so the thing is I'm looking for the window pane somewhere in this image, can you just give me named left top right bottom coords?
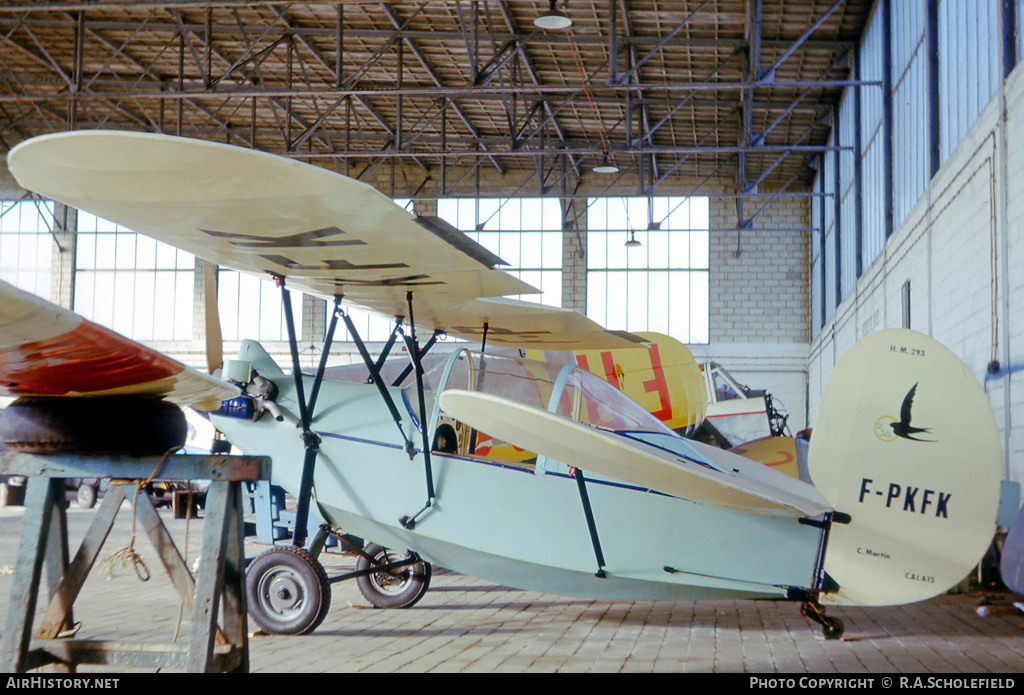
left=218, top=269, right=302, bottom=342
left=520, top=232, right=542, bottom=268
left=691, top=231, right=710, bottom=269
left=647, top=231, right=670, bottom=270
left=542, top=229, right=562, bottom=268
left=436, top=197, right=563, bottom=308
left=0, top=201, right=54, bottom=295
left=587, top=196, right=710, bottom=344
left=498, top=232, right=520, bottom=267
left=75, top=213, right=194, bottom=341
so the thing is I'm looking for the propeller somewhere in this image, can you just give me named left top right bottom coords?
left=202, top=260, right=224, bottom=374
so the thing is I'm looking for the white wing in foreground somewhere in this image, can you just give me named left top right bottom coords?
left=439, top=389, right=832, bottom=518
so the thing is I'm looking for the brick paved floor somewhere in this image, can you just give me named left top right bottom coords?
left=0, top=503, right=1021, bottom=673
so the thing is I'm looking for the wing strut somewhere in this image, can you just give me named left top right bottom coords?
left=548, top=363, right=607, bottom=578
left=572, top=468, right=608, bottom=579
left=333, top=295, right=439, bottom=529
left=276, top=277, right=337, bottom=549
left=372, top=316, right=404, bottom=384
left=390, top=331, right=441, bottom=388
left=337, top=310, right=416, bottom=459
left=398, top=292, right=437, bottom=531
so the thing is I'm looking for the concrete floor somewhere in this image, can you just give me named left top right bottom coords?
left=0, top=502, right=1022, bottom=674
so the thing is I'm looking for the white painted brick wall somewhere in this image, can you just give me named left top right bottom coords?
left=562, top=204, right=587, bottom=312
left=709, top=196, right=809, bottom=344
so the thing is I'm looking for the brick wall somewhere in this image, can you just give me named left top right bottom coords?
left=709, top=196, right=809, bottom=343
left=699, top=194, right=812, bottom=430
left=49, top=203, right=76, bottom=310
left=562, top=200, right=587, bottom=312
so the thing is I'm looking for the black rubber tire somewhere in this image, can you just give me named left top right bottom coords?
left=245, top=546, right=331, bottom=635
left=356, top=543, right=431, bottom=609
left=0, top=397, right=187, bottom=455
left=76, top=484, right=97, bottom=509
left=822, top=617, right=845, bottom=640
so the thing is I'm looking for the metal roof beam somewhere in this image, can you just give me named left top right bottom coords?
left=753, top=50, right=849, bottom=147
left=748, top=108, right=829, bottom=191
left=1, top=23, right=73, bottom=87
left=635, top=49, right=742, bottom=147
left=613, top=0, right=713, bottom=86
left=379, top=2, right=503, bottom=176
left=454, top=1, right=477, bottom=84
left=757, top=0, right=847, bottom=84
left=0, top=15, right=857, bottom=54
left=0, top=79, right=880, bottom=103
left=164, top=7, right=205, bottom=82
left=618, top=0, right=659, bottom=189
left=493, top=0, right=580, bottom=179
left=651, top=105, right=742, bottom=189
left=288, top=143, right=848, bottom=158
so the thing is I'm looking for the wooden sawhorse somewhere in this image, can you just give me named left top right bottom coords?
left=0, top=452, right=271, bottom=673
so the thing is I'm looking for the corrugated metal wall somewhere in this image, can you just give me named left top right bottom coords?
left=810, top=0, right=1008, bottom=333
left=811, top=175, right=822, bottom=338
left=938, top=0, right=999, bottom=164
left=892, top=0, right=928, bottom=227
left=822, top=140, right=837, bottom=325
left=858, top=8, right=886, bottom=273
left=838, top=89, right=857, bottom=300
left=1019, top=0, right=1024, bottom=61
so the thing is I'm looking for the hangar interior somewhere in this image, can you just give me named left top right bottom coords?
left=0, top=0, right=1020, bottom=488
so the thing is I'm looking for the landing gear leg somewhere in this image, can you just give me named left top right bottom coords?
left=801, top=600, right=845, bottom=640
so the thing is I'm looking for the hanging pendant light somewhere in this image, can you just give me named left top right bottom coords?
left=624, top=230, right=641, bottom=248
left=593, top=152, right=619, bottom=174
left=535, top=1, right=573, bottom=30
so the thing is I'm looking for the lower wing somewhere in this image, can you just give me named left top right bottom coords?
left=0, top=280, right=237, bottom=410
left=438, top=389, right=832, bottom=518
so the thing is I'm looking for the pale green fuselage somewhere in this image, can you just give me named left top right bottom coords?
left=212, top=370, right=825, bottom=603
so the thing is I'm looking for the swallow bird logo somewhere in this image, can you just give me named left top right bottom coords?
left=882, top=383, right=933, bottom=442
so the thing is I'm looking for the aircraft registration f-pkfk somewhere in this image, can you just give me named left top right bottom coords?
left=1, top=131, right=1016, bottom=640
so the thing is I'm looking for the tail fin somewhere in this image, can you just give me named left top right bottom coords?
left=809, top=329, right=1003, bottom=606
left=569, top=331, right=708, bottom=435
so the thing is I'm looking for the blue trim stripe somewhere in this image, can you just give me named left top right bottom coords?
left=314, top=431, right=673, bottom=498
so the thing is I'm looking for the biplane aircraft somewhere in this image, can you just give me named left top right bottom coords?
left=1, top=131, right=1017, bottom=640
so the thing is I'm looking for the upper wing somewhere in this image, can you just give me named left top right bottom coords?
left=439, top=389, right=832, bottom=518
left=0, top=280, right=238, bottom=410
left=8, top=130, right=641, bottom=350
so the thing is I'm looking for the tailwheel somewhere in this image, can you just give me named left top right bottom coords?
left=822, top=615, right=845, bottom=640
left=246, top=546, right=331, bottom=635
left=356, top=543, right=431, bottom=609
left=801, top=600, right=845, bottom=640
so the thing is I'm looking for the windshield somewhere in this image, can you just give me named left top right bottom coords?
left=416, top=349, right=679, bottom=437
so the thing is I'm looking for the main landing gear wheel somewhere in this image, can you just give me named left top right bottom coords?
left=245, top=546, right=331, bottom=635
left=356, top=543, right=432, bottom=609
left=76, top=484, right=97, bottom=510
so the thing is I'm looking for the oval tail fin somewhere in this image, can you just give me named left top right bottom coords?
left=809, top=329, right=1003, bottom=606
